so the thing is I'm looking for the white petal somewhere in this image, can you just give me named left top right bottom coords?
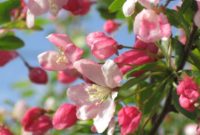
left=101, top=59, right=122, bottom=88
left=93, top=98, right=116, bottom=133
left=107, top=118, right=115, bottom=135
left=26, top=10, right=35, bottom=28
left=122, top=0, right=137, bottom=17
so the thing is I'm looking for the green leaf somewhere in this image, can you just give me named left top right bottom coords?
left=109, top=0, right=125, bottom=13
left=189, top=49, right=200, bottom=71
left=0, top=0, right=20, bottom=24
left=0, top=35, right=24, bottom=50
left=125, top=61, right=166, bottom=78
left=172, top=38, right=184, bottom=69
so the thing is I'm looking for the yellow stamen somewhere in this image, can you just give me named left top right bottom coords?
left=56, top=49, right=68, bottom=64
left=86, top=84, right=111, bottom=104
left=48, top=0, right=59, bottom=15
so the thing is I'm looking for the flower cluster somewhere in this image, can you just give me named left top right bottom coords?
left=177, top=76, right=200, bottom=112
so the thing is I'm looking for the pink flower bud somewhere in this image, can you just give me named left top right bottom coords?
left=29, top=67, right=48, bottom=84
left=52, top=103, right=77, bottom=130
left=177, top=76, right=200, bottom=112
left=194, top=10, right=200, bottom=28
left=115, top=39, right=158, bottom=76
left=118, top=106, right=142, bottom=135
left=0, top=51, right=18, bottom=67
left=57, top=68, right=79, bottom=84
left=134, top=9, right=171, bottom=43
left=22, top=107, right=52, bottom=133
left=103, top=20, right=120, bottom=34
left=0, top=126, right=13, bottom=135
left=86, top=32, right=118, bottom=60
left=63, top=0, right=91, bottom=15
left=179, top=29, right=187, bottom=45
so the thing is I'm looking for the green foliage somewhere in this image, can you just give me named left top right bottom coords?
left=0, top=0, right=20, bottom=25
left=0, top=35, right=24, bottom=50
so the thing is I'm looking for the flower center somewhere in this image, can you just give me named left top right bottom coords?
left=48, top=0, right=59, bottom=15
left=86, top=84, right=112, bottom=104
left=56, top=49, right=68, bottom=64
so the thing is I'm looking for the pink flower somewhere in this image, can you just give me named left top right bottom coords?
left=21, top=107, right=52, bottom=134
left=67, top=59, right=122, bottom=134
left=29, top=67, right=48, bottom=84
left=118, top=106, right=142, bottom=135
left=115, top=39, right=158, bottom=76
left=134, top=9, right=171, bottom=43
left=26, top=0, right=68, bottom=28
left=86, top=32, right=118, bottom=60
left=57, top=68, right=79, bottom=84
left=38, top=33, right=84, bottom=71
left=139, top=0, right=159, bottom=8
left=0, top=51, right=18, bottom=67
left=53, top=103, right=77, bottom=130
left=63, top=0, right=91, bottom=15
left=0, top=126, right=13, bottom=135
left=122, top=0, right=159, bottom=17
left=103, top=20, right=120, bottom=34
left=177, top=76, right=200, bottom=112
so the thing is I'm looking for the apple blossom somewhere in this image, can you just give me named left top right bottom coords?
left=134, top=9, right=171, bottom=43
left=184, top=124, right=200, bottom=135
left=177, top=76, right=200, bottom=112
left=52, top=103, right=77, bottom=130
left=63, top=0, right=91, bottom=15
left=21, top=107, right=52, bottom=134
left=0, top=126, right=13, bottom=135
left=0, top=51, right=18, bottom=67
left=115, top=39, right=158, bottom=76
left=26, top=0, right=68, bottom=28
left=122, top=0, right=159, bottom=17
left=118, top=106, right=142, bottom=135
left=103, top=20, right=120, bottom=34
left=38, top=33, right=84, bottom=71
left=12, top=100, right=28, bottom=121
left=86, top=32, right=118, bottom=60
left=29, top=67, right=48, bottom=84
left=67, top=59, right=122, bottom=134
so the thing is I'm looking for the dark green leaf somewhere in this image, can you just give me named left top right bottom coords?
left=0, top=35, right=24, bottom=50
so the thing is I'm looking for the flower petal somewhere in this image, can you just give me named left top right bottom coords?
left=67, top=83, right=91, bottom=106
left=73, top=59, right=107, bottom=86
left=93, top=98, right=116, bottom=133
left=47, top=33, right=72, bottom=49
left=27, top=0, right=49, bottom=16
left=77, top=104, right=100, bottom=120
left=101, top=59, right=122, bottom=88
left=26, top=10, right=35, bottom=28
left=38, top=51, right=68, bottom=71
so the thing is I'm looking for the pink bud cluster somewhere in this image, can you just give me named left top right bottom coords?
left=21, top=104, right=77, bottom=134
left=177, top=76, right=200, bottom=112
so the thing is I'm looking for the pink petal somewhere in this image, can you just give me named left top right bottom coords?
left=73, top=59, right=107, bottom=87
left=47, top=33, right=73, bottom=49
left=26, top=10, right=35, bottom=28
left=67, top=83, right=91, bottom=106
left=38, top=51, right=68, bottom=71
left=27, top=0, right=49, bottom=16
left=93, top=98, right=116, bottom=133
left=101, top=60, right=122, bottom=88
left=107, top=118, right=115, bottom=135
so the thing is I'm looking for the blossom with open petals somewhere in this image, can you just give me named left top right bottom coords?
left=26, top=0, right=68, bottom=28
left=134, top=9, right=171, bottom=42
left=67, top=59, right=122, bottom=134
left=38, top=33, right=84, bottom=72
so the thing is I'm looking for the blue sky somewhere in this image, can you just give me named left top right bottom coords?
left=0, top=6, right=134, bottom=107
